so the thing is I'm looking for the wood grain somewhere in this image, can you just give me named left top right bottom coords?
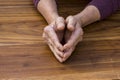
left=0, top=0, right=120, bottom=80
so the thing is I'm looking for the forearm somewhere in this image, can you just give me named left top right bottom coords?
left=74, top=0, right=120, bottom=27
left=36, top=0, right=59, bottom=24
left=74, top=5, right=100, bottom=27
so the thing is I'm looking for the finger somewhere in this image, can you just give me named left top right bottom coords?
left=45, top=33, right=64, bottom=58
left=56, top=17, right=65, bottom=30
left=48, top=37, right=64, bottom=58
left=44, top=26, right=64, bottom=51
left=48, top=43, right=63, bottom=63
left=66, top=16, right=76, bottom=31
left=64, top=23, right=83, bottom=50
left=63, top=47, right=75, bottom=62
left=42, top=32, right=48, bottom=42
left=42, top=32, right=46, bottom=40
left=47, top=38, right=64, bottom=62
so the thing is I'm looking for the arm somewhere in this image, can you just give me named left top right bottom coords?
left=74, top=5, right=100, bottom=27
left=33, top=0, right=66, bottom=62
left=33, top=0, right=59, bottom=24
left=62, top=0, right=120, bottom=61
left=74, top=0, right=120, bottom=27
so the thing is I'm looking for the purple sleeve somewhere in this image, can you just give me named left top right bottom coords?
left=33, top=0, right=40, bottom=7
left=89, top=0, right=120, bottom=20
left=33, top=0, right=120, bottom=19
left=33, top=0, right=58, bottom=7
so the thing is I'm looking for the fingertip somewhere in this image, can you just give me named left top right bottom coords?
left=58, top=52, right=64, bottom=58
left=53, top=51, right=64, bottom=63
left=57, top=57, right=63, bottom=63
left=66, top=16, right=76, bottom=31
left=63, top=45, right=69, bottom=52
left=59, top=60, right=64, bottom=63
left=63, top=42, right=71, bottom=50
left=59, top=48, right=63, bottom=52
left=57, top=23, right=65, bottom=30
left=58, top=57, right=64, bottom=63
left=63, top=54, right=66, bottom=60
left=67, top=25, right=75, bottom=31
left=62, top=54, right=68, bottom=62
left=62, top=59, right=66, bottom=62
left=63, top=44, right=68, bottom=50
left=56, top=17, right=65, bottom=30
left=56, top=43, right=64, bottom=52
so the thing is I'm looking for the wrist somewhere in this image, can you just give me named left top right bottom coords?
left=73, top=5, right=100, bottom=27
left=73, top=15, right=84, bottom=27
left=47, top=13, right=59, bottom=24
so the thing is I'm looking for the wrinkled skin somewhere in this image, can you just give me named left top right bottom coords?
left=43, top=16, right=84, bottom=62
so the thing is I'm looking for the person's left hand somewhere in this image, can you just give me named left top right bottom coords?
left=62, top=16, right=84, bottom=62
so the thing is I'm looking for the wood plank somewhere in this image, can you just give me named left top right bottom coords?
left=0, top=0, right=120, bottom=80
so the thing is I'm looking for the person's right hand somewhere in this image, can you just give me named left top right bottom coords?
left=42, top=17, right=65, bottom=62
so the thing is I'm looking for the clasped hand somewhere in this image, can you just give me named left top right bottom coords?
left=43, top=16, right=84, bottom=62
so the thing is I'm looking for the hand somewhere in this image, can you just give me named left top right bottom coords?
left=63, top=16, right=84, bottom=62
left=43, top=17, right=65, bottom=62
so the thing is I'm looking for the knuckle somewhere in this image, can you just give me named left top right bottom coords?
left=57, top=17, right=65, bottom=24
left=68, top=15, right=75, bottom=21
left=58, top=17, right=64, bottom=21
left=68, top=43, right=73, bottom=49
left=44, top=26, right=52, bottom=33
left=68, top=15, right=73, bottom=19
left=67, top=16, right=76, bottom=25
left=44, top=26, right=49, bottom=32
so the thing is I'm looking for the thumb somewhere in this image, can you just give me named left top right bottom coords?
left=56, top=17, right=65, bottom=30
left=66, top=16, right=76, bottom=31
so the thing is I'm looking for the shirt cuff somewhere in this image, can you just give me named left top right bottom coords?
left=88, top=0, right=120, bottom=20
left=33, top=0, right=40, bottom=7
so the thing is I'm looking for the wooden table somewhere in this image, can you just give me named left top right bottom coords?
left=0, top=0, right=120, bottom=80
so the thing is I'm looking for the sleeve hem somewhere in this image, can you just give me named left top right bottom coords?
left=88, top=0, right=118, bottom=20
left=33, top=0, right=40, bottom=8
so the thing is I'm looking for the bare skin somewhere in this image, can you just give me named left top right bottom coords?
left=42, top=17, right=65, bottom=62
left=37, top=0, right=100, bottom=62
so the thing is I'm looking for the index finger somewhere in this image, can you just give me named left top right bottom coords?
left=44, top=25, right=64, bottom=51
